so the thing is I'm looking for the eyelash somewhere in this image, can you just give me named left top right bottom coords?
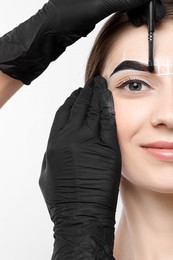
left=116, top=78, right=151, bottom=92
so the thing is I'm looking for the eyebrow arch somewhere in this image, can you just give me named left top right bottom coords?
left=109, top=60, right=151, bottom=78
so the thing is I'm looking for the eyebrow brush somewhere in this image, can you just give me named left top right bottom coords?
left=148, top=0, right=156, bottom=72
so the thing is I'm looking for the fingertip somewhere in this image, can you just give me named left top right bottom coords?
left=84, top=76, right=94, bottom=88
left=63, top=87, right=83, bottom=108
left=94, top=76, right=108, bottom=90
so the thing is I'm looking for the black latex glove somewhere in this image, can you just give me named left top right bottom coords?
left=0, top=0, right=159, bottom=85
left=39, top=76, right=121, bottom=259
left=127, top=0, right=165, bottom=26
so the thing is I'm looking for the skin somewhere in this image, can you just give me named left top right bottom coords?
left=102, top=19, right=173, bottom=259
left=0, top=71, right=23, bottom=108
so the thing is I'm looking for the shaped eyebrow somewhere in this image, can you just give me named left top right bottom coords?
left=109, top=60, right=150, bottom=78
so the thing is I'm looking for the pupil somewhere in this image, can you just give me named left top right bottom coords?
left=129, top=82, right=141, bottom=91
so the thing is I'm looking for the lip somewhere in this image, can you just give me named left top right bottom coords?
left=141, top=141, right=173, bottom=161
left=142, top=141, right=173, bottom=149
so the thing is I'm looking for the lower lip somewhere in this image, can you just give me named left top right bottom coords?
left=142, top=147, right=173, bottom=161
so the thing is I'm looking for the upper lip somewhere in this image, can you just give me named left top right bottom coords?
left=141, top=141, right=173, bottom=149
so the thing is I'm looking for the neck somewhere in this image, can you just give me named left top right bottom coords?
left=114, top=176, right=173, bottom=260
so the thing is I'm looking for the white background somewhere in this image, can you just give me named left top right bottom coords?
left=0, top=1, right=122, bottom=259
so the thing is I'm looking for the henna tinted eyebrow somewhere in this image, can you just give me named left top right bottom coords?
left=109, top=60, right=150, bottom=78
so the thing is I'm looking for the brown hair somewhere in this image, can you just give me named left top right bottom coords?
left=85, top=1, right=173, bottom=82
left=85, top=12, right=129, bottom=81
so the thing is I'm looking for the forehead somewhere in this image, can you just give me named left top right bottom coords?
left=103, top=20, right=173, bottom=78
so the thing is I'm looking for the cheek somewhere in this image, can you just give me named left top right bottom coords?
left=111, top=93, right=151, bottom=185
left=112, top=94, right=148, bottom=145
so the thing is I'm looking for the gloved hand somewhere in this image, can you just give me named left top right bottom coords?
left=0, top=0, right=162, bottom=85
left=39, top=76, right=121, bottom=259
left=127, top=0, right=165, bottom=26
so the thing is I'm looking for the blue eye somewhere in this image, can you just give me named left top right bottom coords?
left=116, top=79, right=150, bottom=92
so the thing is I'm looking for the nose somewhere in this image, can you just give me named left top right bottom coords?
left=150, top=89, right=173, bottom=129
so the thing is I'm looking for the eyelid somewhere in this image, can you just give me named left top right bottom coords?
left=116, top=78, right=151, bottom=89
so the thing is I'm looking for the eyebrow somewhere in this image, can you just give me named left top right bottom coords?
left=109, top=60, right=151, bottom=78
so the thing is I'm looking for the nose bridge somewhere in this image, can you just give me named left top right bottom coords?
left=151, top=79, right=173, bottom=128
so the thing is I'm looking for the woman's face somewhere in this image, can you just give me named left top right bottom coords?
left=102, top=19, right=173, bottom=193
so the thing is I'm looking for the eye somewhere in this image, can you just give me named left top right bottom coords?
left=116, top=79, right=150, bottom=92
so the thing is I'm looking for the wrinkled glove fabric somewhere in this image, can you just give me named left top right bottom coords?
left=0, top=0, right=162, bottom=85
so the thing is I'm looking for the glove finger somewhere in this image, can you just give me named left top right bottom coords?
left=85, top=76, right=107, bottom=133
left=127, top=0, right=165, bottom=26
left=67, top=77, right=94, bottom=130
left=48, top=87, right=82, bottom=143
left=99, top=86, right=119, bottom=150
